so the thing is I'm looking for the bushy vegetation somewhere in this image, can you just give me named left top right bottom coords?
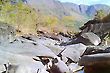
left=93, top=9, right=110, bottom=23
left=61, top=16, right=77, bottom=34
left=94, top=10, right=106, bottom=20
left=0, top=0, right=38, bottom=34
left=0, top=0, right=82, bottom=35
left=36, top=15, right=81, bottom=34
left=90, top=9, right=110, bottom=23
left=102, top=13, right=110, bottom=23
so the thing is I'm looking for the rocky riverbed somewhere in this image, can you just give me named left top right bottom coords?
left=0, top=23, right=84, bottom=73
left=0, top=34, right=87, bottom=73
left=0, top=21, right=110, bottom=73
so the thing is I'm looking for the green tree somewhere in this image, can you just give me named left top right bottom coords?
left=102, top=13, right=110, bottom=23
left=0, top=0, right=38, bottom=34
left=94, top=10, right=105, bottom=20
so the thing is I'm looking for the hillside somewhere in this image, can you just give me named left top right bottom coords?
left=63, top=3, right=110, bottom=17
left=26, top=0, right=110, bottom=18
left=0, top=0, right=110, bottom=35
left=26, top=0, right=88, bottom=21
left=24, top=0, right=110, bottom=34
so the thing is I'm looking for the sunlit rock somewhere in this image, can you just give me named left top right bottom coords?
left=68, top=63, right=83, bottom=73
left=81, top=32, right=101, bottom=45
left=61, top=43, right=87, bottom=62
left=6, top=62, right=48, bottom=73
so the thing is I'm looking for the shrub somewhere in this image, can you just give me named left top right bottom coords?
left=0, top=0, right=38, bottom=34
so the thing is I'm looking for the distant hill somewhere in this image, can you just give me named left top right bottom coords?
left=19, top=0, right=109, bottom=33
left=25, top=0, right=110, bottom=18
left=63, top=3, right=110, bottom=17
left=2, top=0, right=109, bottom=34
left=26, top=0, right=88, bottom=21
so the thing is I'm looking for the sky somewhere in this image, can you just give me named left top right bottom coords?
left=59, top=0, right=110, bottom=6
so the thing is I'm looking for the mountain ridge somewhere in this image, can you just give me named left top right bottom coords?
left=22, top=0, right=110, bottom=33
left=25, top=0, right=110, bottom=18
left=62, top=2, right=110, bottom=17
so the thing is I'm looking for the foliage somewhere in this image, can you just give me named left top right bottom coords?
left=102, top=13, right=110, bottom=23
left=36, top=15, right=59, bottom=33
left=0, top=0, right=38, bottom=34
left=41, top=15, right=58, bottom=27
left=94, top=10, right=106, bottom=20
left=61, top=16, right=77, bottom=34
left=0, top=0, right=82, bottom=35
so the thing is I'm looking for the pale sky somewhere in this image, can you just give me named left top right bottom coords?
left=59, top=0, right=110, bottom=6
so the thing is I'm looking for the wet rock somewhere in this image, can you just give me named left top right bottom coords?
left=79, top=53, right=110, bottom=66
left=84, top=66, right=110, bottom=73
left=79, top=53, right=110, bottom=73
left=79, top=46, right=110, bottom=73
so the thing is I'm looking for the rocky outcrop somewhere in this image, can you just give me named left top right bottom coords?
left=63, top=3, right=110, bottom=17
left=77, top=19, right=110, bottom=73
left=80, top=20, right=110, bottom=38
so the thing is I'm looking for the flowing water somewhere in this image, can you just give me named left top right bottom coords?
left=78, top=70, right=84, bottom=73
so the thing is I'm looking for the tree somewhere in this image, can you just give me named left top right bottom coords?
left=0, top=0, right=38, bottom=34
left=61, top=16, right=75, bottom=34
left=94, top=10, right=105, bottom=20
left=102, top=13, right=110, bottom=23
